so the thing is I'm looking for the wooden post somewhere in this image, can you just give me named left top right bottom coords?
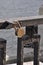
left=0, top=38, right=6, bottom=65
left=26, top=25, right=40, bottom=65
left=17, top=38, right=24, bottom=65
left=33, top=35, right=40, bottom=65
left=33, top=41, right=39, bottom=65
left=26, top=25, right=38, bottom=36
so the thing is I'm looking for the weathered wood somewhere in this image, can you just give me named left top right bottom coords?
left=26, top=26, right=38, bottom=38
left=0, top=21, right=13, bottom=29
left=5, top=32, right=41, bottom=64
left=33, top=41, right=39, bottom=65
left=0, top=38, right=6, bottom=65
left=33, top=34, right=40, bottom=65
left=0, top=15, right=42, bottom=64
left=0, top=15, right=43, bottom=28
left=17, top=38, right=24, bottom=65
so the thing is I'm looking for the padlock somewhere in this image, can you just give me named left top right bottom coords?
left=17, top=27, right=25, bottom=38
left=13, top=21, right=25, bottom=38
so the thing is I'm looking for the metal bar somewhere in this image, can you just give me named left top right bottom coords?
left=17, top=38, right=24, bottom=65
left=33, top=41, right=39, bottom=65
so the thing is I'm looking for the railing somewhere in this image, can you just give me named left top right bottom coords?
left=0, top=15, right=43, bottom=28
left=0, top=15, right=43, bottom=65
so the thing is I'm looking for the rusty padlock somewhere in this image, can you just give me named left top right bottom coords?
left=17, top=27, right=25, bottom=38
left=13, top=21, right=25, bottom=38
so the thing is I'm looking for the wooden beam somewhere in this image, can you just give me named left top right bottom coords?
left=0, top=15, right=43, bottom=28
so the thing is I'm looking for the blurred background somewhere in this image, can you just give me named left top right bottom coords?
left=0, top=0, right=43, bottom=62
